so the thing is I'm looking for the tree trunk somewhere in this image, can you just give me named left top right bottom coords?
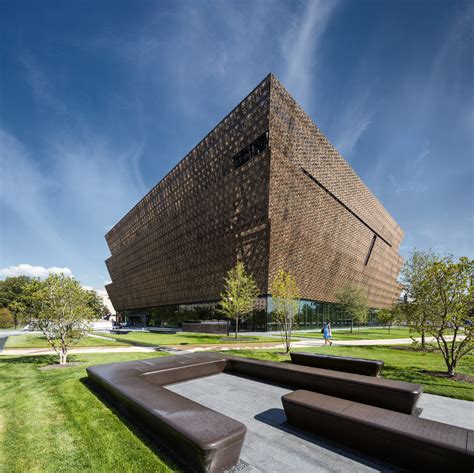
left=235, top=317, right=239, bottom=339
left=421, top=330, right=425, bottom=350
left=59, top=349, right=67, bottom=365
left=350, top=319, right=353, bottom=333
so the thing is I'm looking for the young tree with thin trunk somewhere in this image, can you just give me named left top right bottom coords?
left=335, top=285, right=369, bottom=333
left=271, top=269, right=300, bottom=354
left=28, top=274, right=96, bottom=365
left=218, top=262, right=259, bottom=339
left=420, top=256, right=473, bottom=377
left=400, top=249, right=438, bottom=349
left=377, top=303, right=401, bottom=333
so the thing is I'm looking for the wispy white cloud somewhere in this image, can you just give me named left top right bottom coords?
left=333, top=89, right=373, bottom=156
left=0, top=129, right=71, bottom=255
left=49, top=134, right=147, bottom=227
left=19, top=53, right=67, bottom=114
left=387, top=144, right=430, bottom=195
left=0, top=264, right=73, bottom=278
left=281, top=0, right=339, bottom=107
left=0, top=125, right=146, bottom=275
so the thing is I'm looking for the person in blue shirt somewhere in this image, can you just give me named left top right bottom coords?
left=322, top=319, right=333, bottom=346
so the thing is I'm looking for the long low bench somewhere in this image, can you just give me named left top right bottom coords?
left=87, top=354, right=246, bottom=472
left=290, top=352, right=384, bottom=376
left=282, top=390, right=474, bottom=472
left=226, top=355, right=421, bottom=414
left=87, top=352, right=423, bottom=472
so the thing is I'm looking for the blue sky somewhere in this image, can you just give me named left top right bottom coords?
left=1, top=0, right=473, bottom=294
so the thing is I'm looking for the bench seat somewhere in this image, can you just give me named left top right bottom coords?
left=226, top=355, right=421, bottom=414
left=87, top=354, right=246, bottom=473
left=87, top=352, right=424, bottom=471
left=282, top=390, right=474, bottom=472
left=290, top=351, right=384, bottom=376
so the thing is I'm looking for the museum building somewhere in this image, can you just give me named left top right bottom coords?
left=105, top=74, right=404, bottom=331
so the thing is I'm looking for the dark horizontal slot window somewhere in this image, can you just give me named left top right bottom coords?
left=233, top=131, right=269, bottom=169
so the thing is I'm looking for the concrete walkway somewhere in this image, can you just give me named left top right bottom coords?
left=0, top=345, right=157, bottom=356
left=166, top=335, right=451, bottom=352
left=0, top=331, right=458, bottom=356
left=0, top=337, right=451, bottom=356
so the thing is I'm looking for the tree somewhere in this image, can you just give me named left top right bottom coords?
left=335, top=285, right=369, bottom=332
left=377, top=304, right=401, bottom=333
left=28, top=274, right=96, bottom=365
left=0, top=308, right=14, bottom=329
left=420, top=256, right=473, bottom=377
left=0, top=276, right=31, bottom=308
left=218, top=262, right=259, bottom=339
left=400, top=249, right=438, bottom=349
left=8, top=300, right=26, bottom=329
left=271, top=269, right=300, bottom=354
left=86, top=289, right=109, bottom=318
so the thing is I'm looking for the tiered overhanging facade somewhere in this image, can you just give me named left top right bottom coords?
left=105, top=74, right=403, bottom=329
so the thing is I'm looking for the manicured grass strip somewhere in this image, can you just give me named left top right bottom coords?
left=295, top=328, right=418, bottom=340
left=0, top=352, right=176, bottom=473
left=4, top=334, right=130, bottom=349
left=222, top=345, right=474, bottom=401
left=98, top=331, right=277, bottom=347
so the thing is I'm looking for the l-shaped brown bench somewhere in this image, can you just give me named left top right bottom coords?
left=87, top=352, right=422, bottom=472
left=290, top=351, right=384, bottom=376
left=282, top=390, right=474, bottom=472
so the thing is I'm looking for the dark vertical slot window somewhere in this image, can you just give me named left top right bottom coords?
left=365, top=235, right=377, bottom=266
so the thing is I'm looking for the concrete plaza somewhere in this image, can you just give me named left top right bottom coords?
left=169, top=372, right=474, bottom=473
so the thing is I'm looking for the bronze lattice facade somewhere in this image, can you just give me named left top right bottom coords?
left=105, top=74, right=403, bottom=329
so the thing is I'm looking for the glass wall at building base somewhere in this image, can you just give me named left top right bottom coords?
left=120, top=296, right=380, bottom=332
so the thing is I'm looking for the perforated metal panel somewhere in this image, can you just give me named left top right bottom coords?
left=105, top=74, right=403, bottom=312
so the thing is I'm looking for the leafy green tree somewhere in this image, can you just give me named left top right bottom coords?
left=377, top=303, right=402, bottom=333
left=86, top=289, right=109, bottom=318
left=0, top=276, right=31, bottom=308
left=29, top=274, right=96, bottom=364
left=420, top=256, right=473, bottom=376
left=335, top=285, right=369, bottom=332
left=0, top=307, right=14, bottom=329
left=218, top=262, right=259, bottom=339
left=400, top=249, right=438, bottom=349
left=7, top=300, right=26, bottom=329
left=271, top=269, right=300, bottom=354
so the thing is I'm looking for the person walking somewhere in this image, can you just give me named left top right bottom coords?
left=322, top=319, right=333, bottom=346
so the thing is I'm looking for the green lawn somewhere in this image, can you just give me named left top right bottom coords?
left=295, top=327, right=418, bottom=340
left=223, top=345, right=474, bottom=401
left=0, top=352, right=176, bottom=472
left=4, top=334, right=130, bottom=349
left=1, top=347, right=472, bottom=471
left=97, top=331, right=277, bottom=347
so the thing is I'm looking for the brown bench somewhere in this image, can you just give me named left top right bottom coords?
left=290, top=352, right=384, bottom=376
left=87, top=353, right=423, bottom=471
left=226, top=355, right=421, bottom=414
left=282, top=390, right=474, bottom=472
left=87, top=353, right=246, bottom=473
